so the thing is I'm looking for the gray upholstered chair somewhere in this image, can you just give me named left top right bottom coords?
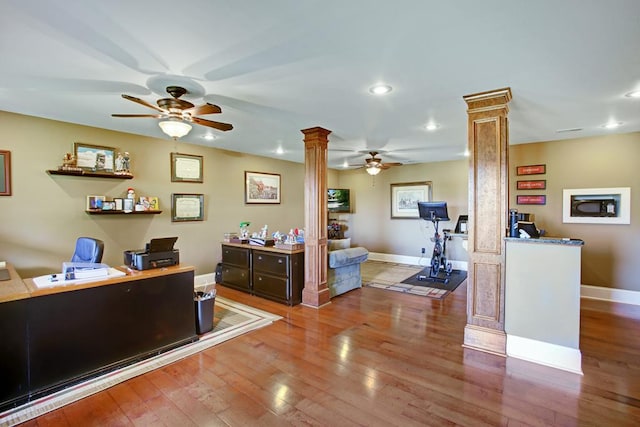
left=71, top=237, right=104, bottom=263
left=327, top=238, right=369, bottom=297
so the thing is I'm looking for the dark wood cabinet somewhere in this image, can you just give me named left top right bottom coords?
left=220, top=245, right=251, bottom=293
left=220, top=244, right=304, bottom=305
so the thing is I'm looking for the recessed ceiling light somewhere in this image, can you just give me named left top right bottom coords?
left=203, top=134, right=217, bottom=141
left=425, top=123, right=439, bottom=131
left=276, top=147, right=284, bottom=155
left=369, top=84, right=392, bottom=95
left=602, top=121, right=623, bottom=129
left=342, top=160, right=349, bottom=168
left=625, top=90, right=640, bottom=98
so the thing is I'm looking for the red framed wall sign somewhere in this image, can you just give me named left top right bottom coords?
left=517, top=195, right=546, bottom=205
left=516, top=164, right=546, bottom=176
left=517, top=179, right=546, bottom=190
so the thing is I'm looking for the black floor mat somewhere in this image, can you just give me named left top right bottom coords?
left=401, top=268, right=467, bottom=292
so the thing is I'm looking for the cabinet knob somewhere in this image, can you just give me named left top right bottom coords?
left=278, top=259, right=283, bottom=264
left=258, top=256, right=262, bottom=260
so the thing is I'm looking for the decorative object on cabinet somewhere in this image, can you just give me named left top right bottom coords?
left=516, top=164, right=546, bottom=175
left=562, top=187, right=630, bottom=224
left=0, top=150, right=10, bottom=196
left=171, top=193, right=204, bottom=222
left=171, top=152, right=203, bottom=183
left=245, top=171, right=281, bottom=204
left=516, top=195, right=546, bottom=205
left=517, top=180, right=546, bottom=190
left=390, top=181, right=432, bottom=219
left=74, top=142, right=116, bottom=172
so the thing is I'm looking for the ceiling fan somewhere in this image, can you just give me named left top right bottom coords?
left=112, top=86, right=233, bottom=139
left=361, top=151, right=402, bottom=175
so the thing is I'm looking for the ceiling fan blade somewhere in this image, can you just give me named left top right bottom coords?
left=383, top=162, right=403, bottom=167
left=192, top=116, right=233, bottom=132
left=122, top=94, right=165, bottom=113
left=183, top=103, right=222, bottom=116
left=112, top=114, right=163, bottom=118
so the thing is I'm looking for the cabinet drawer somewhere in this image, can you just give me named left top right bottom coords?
left=253, top=251, right=288, bottom=276
left=253, top=272, right=289, bottom=302
left=221, top=246, right=250, bottom=268
left=221, top=264, right=250, bottom=292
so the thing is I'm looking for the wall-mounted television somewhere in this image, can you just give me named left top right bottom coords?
left=328, top=188, right=351, bottom=213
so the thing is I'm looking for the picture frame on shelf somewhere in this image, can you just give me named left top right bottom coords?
left=74, top=142, right=116, bottom=172
left=245, top=171, right=281, bottom=204
left=171, top=152, right=203, bottom=183
left=172, top=193, right=204, bottom=222
left=123, top=198, right=134, bottom=213
left=86, top=195, right=106, bottom=210
left=114, top=198, right=123, bottom=211
left=0, top=150, right=10, bottom=196
left=390, top=181, right=432, bottom=219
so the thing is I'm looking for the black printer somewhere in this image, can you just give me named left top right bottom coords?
left=124, top=237, right=179, bottom=270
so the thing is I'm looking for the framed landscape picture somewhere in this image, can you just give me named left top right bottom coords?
left=245, top=171, right=281, bottom=204
left=74, top=142, right=115, bottom=172
left=390, top=181, right=432, bottom=219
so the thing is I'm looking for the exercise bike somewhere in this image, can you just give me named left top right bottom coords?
left=428, top=213, right=453, bottom=283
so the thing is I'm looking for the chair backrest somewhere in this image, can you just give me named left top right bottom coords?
left=71, top=237, right=105, bottom=263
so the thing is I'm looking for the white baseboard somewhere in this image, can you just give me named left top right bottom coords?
left=581, top=284, right=640, bottom=306
left=506, top=335, right=583, bottom=375
left=368, top=252, right=468, bottom=272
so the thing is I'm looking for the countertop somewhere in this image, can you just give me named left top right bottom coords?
left=222, top=241, right=305, bottom=254
left=504, top=237, right=584, bottom=246
left=3, top=264, right=195, bottom=300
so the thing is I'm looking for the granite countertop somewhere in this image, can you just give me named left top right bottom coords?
left=504, top=236, right=584, bottom=246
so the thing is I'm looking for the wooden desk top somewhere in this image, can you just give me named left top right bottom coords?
left=12, top=264, right=195, bottom=299
left=0, top=263, right=31, bottom=303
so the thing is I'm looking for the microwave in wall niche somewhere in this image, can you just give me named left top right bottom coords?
left=570, top=197, right=617, bottom=217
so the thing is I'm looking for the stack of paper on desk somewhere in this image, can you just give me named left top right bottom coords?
left=62, top=262, right=110, bottom=280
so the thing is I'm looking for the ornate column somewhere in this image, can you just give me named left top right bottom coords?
left=462, top=88, right=512, bottom=356
left=301, top=126, right=331, bottom=308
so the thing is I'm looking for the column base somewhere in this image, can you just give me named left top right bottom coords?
left=463, top=324, right=507, bottom=356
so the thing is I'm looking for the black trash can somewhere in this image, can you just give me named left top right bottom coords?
left=194, top=291, right=215, bottom=335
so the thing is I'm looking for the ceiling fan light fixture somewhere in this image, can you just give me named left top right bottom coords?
left=366, top=165, right=382, bottom=175
left=159, top=120, right=192, bottom=139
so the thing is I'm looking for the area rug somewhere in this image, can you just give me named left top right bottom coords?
left=0, top=296, right=281, bottom=427
left=362, top=260, right=466, bottom=300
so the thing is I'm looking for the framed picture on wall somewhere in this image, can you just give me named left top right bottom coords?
left=171, top=152, right=203, bottom=183
left=0, top=150, right=10, bottom=196
left=245, top=171, right=281, bottom=204
left=172, top=193, right=204, bottom=222
left=390, top=181, right=433, bottom=219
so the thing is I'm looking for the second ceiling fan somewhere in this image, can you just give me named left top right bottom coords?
left=362, top=151, right=402, bottom=175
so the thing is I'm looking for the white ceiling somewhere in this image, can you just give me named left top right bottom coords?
left=1, top=0, right=639, bottom=169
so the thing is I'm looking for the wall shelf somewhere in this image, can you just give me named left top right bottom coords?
left=47, top=170, right=133, bottom=180
left=85, top=210, right=162, bottom=215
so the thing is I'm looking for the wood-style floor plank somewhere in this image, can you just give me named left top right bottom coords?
left=24, top=268, right=640, bottom=427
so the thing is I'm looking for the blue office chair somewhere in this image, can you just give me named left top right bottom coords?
left=71, top=237, right=104, bottom=263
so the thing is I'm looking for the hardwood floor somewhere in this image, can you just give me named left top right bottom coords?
left=22, top=271, right=640, bottom=426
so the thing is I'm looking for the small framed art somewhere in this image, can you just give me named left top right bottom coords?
left=0, top=150, right=10, bottom=196
left=245, top=171, right=281, bottom=204
left=390, top=181, right=432, bottom=219
left=172, top=193, right=204, bottom=222
left=171, top=152, right=203, bottom=183
left=74, top=143, right=116, bottom=172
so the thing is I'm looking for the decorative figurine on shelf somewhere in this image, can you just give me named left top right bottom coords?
left=286, top=229, right=297, bottom=244
left=115, top=152, right=125, bottom=174
left=127, top=187, right=135, bottom=200
left=259, top=224, right=268, bottom=239
left=122, top=152, right=131, bottom=174
left=240, top=221, right=250, bottom=239
left=59, top=152, right=81, bottom=171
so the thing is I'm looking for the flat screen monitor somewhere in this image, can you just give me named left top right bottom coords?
left=418, top=201, right=449, bottom=221
left=328, top=188, right=351, bottom=213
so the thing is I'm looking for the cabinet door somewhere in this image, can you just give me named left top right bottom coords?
left=221, top=245, right=250, bottom=268
left=253, top=251, right=289, bottom=276
left=253, top=272, right=289, bottom=304
left=221, top=264, right=251, bottom=292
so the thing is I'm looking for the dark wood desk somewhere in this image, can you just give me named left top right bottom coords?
left=1, top=265, right=197, bottom=411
